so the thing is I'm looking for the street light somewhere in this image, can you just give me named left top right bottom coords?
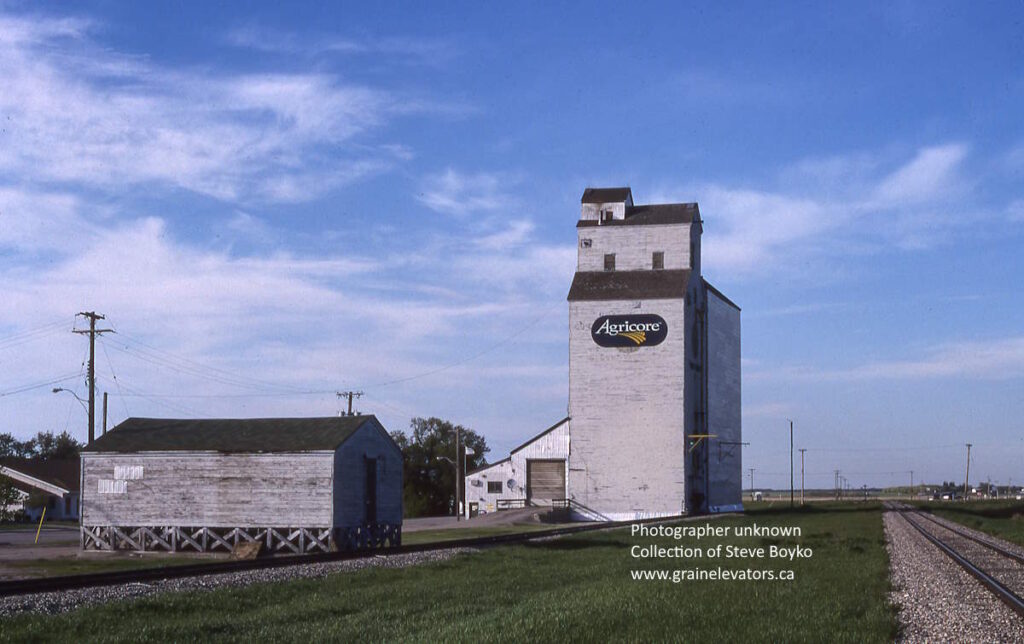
left=52, top=387, right=88, bottom=414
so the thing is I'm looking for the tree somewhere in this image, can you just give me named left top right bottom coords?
left=390, top=417, right=489, bottom=518
left=0, top=433, right=35, bottom=458
left=0, top=479, right=22, bottom=522
left=31, top=431, right=83, bottom=460
left=0, top=431, right=83, bottom=460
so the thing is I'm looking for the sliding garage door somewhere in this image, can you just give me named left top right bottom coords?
left=526, top=459, right=565, bottom=504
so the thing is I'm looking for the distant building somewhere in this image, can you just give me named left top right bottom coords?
left=0, top=458, right=81, bottom=521
left=465, top=418, right=569, bottom=516
left=80, top=415, right=401, bottom=553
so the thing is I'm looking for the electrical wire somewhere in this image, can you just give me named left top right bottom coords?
left=0, top=372, right=83, bottom=397
left=0, top=319, right=72, bottom=352
left=98, top=336, right=131, bottom=420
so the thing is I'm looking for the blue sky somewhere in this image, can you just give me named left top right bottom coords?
left=1, top=2, right=1022, bottom=490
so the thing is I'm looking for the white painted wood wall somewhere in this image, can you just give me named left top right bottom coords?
left=567, top=297, right=688, bottom=520
left=82, top=453, right=335, bottom=527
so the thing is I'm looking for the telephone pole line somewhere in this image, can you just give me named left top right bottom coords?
left=336, top=391, right=363, bottom=416
left=799, top=448, right=806, bottom=505
left=749, top=468, right=755, bottom=500
left=909, top=470, right=914, bottom=499
left=72, top=312, right=113, bottom=444
left=455, top=425, right=461, bottom=522
left=964, top=443, right=972, bottom=500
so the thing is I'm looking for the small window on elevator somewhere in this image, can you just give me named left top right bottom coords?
left=652, top=251, right=664, bottom=270
left=604, top=254, right=615, bottom=271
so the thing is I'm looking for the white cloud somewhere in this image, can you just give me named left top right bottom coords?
left=0, top=12, right=415, bottom=204
left=649, top=142, right=987, bottom=277
left=748, top=337, right=1024, bottom=383
left=417, top=169, right=517, bottom=216
left=225, top=24, right=455, bottom=65
left=872, top=143, right=969, bottom=205
left=475, top=220, right=536, bottom=250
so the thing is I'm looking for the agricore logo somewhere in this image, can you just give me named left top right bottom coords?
left=591, top=314, right=668, bottom=348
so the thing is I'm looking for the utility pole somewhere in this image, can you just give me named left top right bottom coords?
left=72, top=312, right=113, bottom=444
left=964, top=443, right=972, bottom=500
left=102, top=392, right=108, bottom=435
left=909, top=471, right=914, bottom=499
left=455, top=426, right=461, bottom=522
left=799, top=448, right=806, bottom=505
left=749, top=468, right=755, bottom=500
left=788, top=419, right=794, bottom=507
left=336, top=391, right=363, bottom=416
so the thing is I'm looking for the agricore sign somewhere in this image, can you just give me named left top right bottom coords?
left=591, top=314, right=668, bottom=347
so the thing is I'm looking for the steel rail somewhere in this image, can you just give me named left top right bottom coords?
left=0, top=513, right=702, bottom=598
left=897, top=509, right=1024, bottom=617
left=909, top=510, right=1024, bottom=566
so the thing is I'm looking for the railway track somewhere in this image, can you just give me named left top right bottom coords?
left=886, top=502, right=1024, bottom=616
left=0, top=513, right=695, bottom=598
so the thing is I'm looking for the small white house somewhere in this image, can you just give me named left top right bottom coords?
left=465, top=417, right=569, bottom=517
left=0, top=458, right=81, bottom=521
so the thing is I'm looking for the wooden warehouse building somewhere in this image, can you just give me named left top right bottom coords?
left=80, top=415, right=402, bottom=554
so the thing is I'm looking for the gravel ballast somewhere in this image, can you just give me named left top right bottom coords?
left=0, top=548, right=474, bottom=617
left=885, top=511, right=1024, bottom=642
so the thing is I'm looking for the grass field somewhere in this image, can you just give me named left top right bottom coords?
left=2, top=504, right=896, bottom=642
left=914, top=500, right=1024, bottom=547
left=6, top=554, right=213, bottom=578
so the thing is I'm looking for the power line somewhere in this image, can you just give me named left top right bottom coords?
left=336, top=391, right=363, bottom=416
left=358, top=311, right=549, bottom=390
left=108, top=324, right=322, bottom=394
left=98, top=375, right=210, bottom=419
left=0, top=372, right=82, bottom=397
left=98, top=336, right=131, bottom=422
left=0, top=318, right=71, bottom=345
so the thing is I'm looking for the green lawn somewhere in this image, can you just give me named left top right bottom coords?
left=7, top=553, right=213, bottom=578
left=3, top=505, right=897, bottom=642
left=914, top=499, right=1024, bottom=547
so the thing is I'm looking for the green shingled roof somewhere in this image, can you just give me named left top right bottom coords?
left=84, top=416, right=385, bottom=453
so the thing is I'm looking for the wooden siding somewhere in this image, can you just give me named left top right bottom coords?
left=465, top=460, right=516, bottom=514
left=567, top=297, right=688, bottom=520
left=333, top=420, right=402, bottom=528
left=82, top=453, right=335, bottom=527
left=706, top=289, right=743, bottom=510
left=577, top=224, right=691, bottom=272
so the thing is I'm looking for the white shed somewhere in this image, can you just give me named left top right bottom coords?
left=465, top=417, right=569, bottom=517
left=81, top=415, right=402, bottom=553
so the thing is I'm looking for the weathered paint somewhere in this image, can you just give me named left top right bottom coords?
left=576, top=224, right=691, bottom=272
left=567, top=297, right=688, bottom=520
left=82, top=452, right=335, bottom=527
left=464, top=418, right=570, bottom=515
left=566, top=189, right=739, bottom=521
